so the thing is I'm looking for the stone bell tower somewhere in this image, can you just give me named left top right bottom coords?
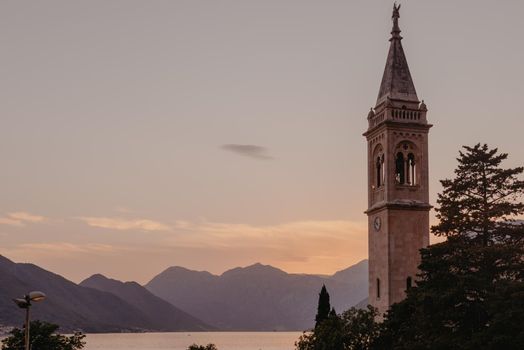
left=363, top=4, right=432, bottom=315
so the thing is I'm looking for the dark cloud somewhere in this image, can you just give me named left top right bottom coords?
left=221, top=144, right=273, bottom=160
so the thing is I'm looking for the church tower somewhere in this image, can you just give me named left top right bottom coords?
left=364, top=4, right=432, bottom=315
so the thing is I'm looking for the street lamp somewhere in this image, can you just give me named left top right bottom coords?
left=13, top=291, right=46, bottom=350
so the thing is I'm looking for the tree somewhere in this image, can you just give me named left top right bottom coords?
left=432, top=143, right=524, bottom=245
left=315, top=285, right=331, bottom=327
left=187, top=344, right=218, bottom=350
left=296, top=306, right=379, bottom=350
left=1, top=320, right=85, bottom=350
left=340, top=307, right=380, bottom=350
left=297, top=309, right=345, bottom=350
left=376, top=144, right=524, bottom=350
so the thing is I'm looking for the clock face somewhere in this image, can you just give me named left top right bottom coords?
left=374, top=217, right=381, bottom=231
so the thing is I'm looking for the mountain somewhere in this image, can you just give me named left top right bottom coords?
left=80, top=274, right=209, bottom=331
left=0, top=255, right=208, bottom=332
left=146, top=260, right=368, bottom=331
left=331, top=260, right=368, bottom=283
left=0, top=254, right=368, bottom=332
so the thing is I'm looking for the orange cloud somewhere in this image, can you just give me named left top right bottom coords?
left=0, top=212, right=46, bottom=227
left=78, top=216, right=171, bottom=231
left=165, top=219, right=368, bottom=275
left=0, top=217, right=24, bottom=227
left=8, top=212, right=46, bottom=223
left=18, top=242, right=117, bottom=254
left=0, top=243, right=121, bottom=263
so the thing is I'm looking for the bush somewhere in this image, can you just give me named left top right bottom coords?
left=187, top=344, right=218, bottom=350
left=1, top=320, right=85, bottom=350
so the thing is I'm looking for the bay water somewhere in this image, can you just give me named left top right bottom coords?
left=84, top=332, right=302, bottom=350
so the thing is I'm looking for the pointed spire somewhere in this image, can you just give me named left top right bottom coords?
left=376, top=3, right=419, bottom=106
left=391, top=3, right=402, bottom=39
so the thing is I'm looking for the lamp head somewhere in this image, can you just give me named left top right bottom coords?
left=27, top=291, right=46, bottom=302
left=13, top=298, right=30, bottom=309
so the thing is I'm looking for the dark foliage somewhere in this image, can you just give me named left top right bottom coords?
left=1, top=320, right=85, bottom=350
left=187, top=344, right=218, bottom=350
left=432, top=143, right=524, bottom=244
left=295, top=144, right=523, bottom=350
left=376, top=144, right=524, bottom=350
left=296, top=306, right=379, bottom=350
left=315, top=285, right=331, bottom=327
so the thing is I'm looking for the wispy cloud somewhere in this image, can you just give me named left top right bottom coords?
left=221, top=144, right=273, bottom=160
left=1, top=243, right=122, bottom=262
left=0, top=212, right=46, bottom=227
left=165, top=219, right=368, bottom=274
left=9, top=212, right=46, bottom=223
left=78, top=217, right=171, bottom=231
left=0, top=217, right=25, bottom=227
left=18, top=242, right=117, bottom=254
left=0, top=218, right=369, bottom=281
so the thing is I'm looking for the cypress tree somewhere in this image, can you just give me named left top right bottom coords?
left=315, top=284, right=331, bottom=327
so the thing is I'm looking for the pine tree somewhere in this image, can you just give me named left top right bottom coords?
left=315, top=285, right=331, bottom=327
left=432, top=143, right=524, bottom=245
left=376, top=144, right=524, bottom=350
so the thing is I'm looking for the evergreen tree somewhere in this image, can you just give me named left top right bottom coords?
left=375, top=144, right=524, bottom=350
left=315, top=285, right=331, bottom=327
left=432, top=143, right=524, bottom=245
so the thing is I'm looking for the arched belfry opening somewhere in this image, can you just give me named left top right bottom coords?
left=394, top=142, right=419, bottom=186
left=407, top=153, right=416, bottom=185
left=374, top=145, right=385, bottom=188
left=395, top=152, right=405, bottom=184
left=406, top=276, right=413, bottom=291
left=376, top=157, right=382, bottom=187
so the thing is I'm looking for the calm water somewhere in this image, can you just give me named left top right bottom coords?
left=84, top=332, right=302, bottom=350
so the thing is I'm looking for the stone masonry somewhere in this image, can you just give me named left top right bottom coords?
left=363, top=4, right=432, bottom=316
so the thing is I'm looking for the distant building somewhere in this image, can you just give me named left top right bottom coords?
left=363, top=4, right=432, bottom=315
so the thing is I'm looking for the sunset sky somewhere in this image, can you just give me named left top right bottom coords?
left=1, top=0, right=523, bottom=284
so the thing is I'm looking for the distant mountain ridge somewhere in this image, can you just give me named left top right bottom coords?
left=0, top=254, right=368, bottom=332
left=80, top=274, right=210, bottom=331
left=146, top=260, right=368, bottom=331
left=0, top=255, right=209, bottom=332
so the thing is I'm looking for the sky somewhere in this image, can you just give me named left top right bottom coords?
left=1, top=0, right=523, bottom=284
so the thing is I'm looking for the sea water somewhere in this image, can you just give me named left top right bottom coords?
left=84, top=332, right=302, bottom=350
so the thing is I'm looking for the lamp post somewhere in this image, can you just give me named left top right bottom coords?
left=13, top=291, right=46, bottom=350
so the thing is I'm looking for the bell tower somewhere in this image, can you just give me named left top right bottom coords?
left=364, top=4, right=432, bottom=315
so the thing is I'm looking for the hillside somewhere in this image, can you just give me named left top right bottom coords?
left=80, top=274, right=209, bottom=331
left=0, top=255, right=209, bottom=332
left=146, top=260, right=368, bottom=330
left=0, top=254, right=368, bottom=332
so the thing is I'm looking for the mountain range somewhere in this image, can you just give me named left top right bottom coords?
left=1, top=254, right=368, bottom=332
left=145, top=260, right=368, bottom=330
left=0, top=255, right=208, bottom=332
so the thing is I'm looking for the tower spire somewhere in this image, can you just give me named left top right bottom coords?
left=391, top=3, right=402, bottom=40
left=376, top=3, right=418, bottom=106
